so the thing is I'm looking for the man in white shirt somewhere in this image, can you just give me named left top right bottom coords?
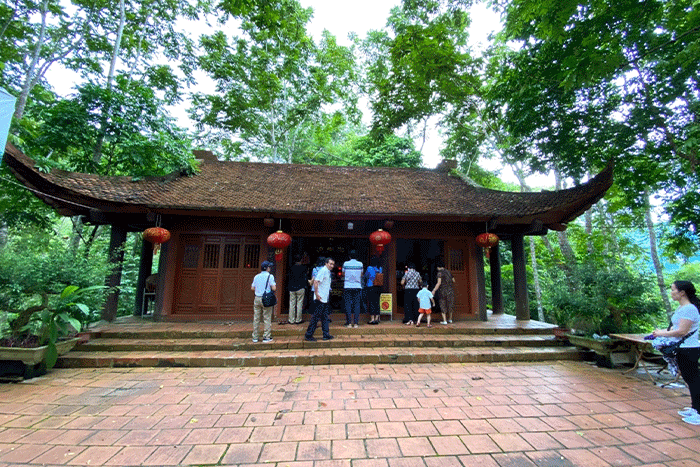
left=342, top=250, right=364, bottom=328
left=251, top=261, right=276, bottom=343
left=305, top=257, right=335, bottom=341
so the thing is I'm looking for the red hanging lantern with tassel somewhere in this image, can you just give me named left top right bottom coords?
left=142, top=227, right=171, bottom=254
left=267, top=230, right=292, bottom=262
left=475, top=232, right=499, bottom=258
left=369, top=229, right=392, bottom=254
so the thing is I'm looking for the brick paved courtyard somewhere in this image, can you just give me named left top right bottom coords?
left=1, top=361, right=698, bottom=466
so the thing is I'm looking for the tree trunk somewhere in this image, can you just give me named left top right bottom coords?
left=0, top=222, right=8, bottom=250
left=644, top=191, right=673, bottom=319
left=585, top=207, right=594, bottom=255
left=541, top=235, right=556, bottom=255
left=83, top=225, right=103, bottom=260
left=10, top=293, right=49, bottom=336
left=14, top=0, right=49, bottom=120
left=529, top=237, right=544, bottom=321
left=553, top=168, right=576, bottom=263
left=70, top=216, right=84, bottom=256
left=92, top=0, right=126, bottom=165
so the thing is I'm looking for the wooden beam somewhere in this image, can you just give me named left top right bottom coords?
left=547, top=223, right=567, bottom=231
left=56, top=208, right=78, bottom=216
left=529, top=219, right=543, bottom=233
left=88, top=209, right=109, bottom=224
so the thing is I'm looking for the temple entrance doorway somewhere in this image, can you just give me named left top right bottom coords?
left=287, top=236, right=371, bottom=313
left=395, top=239, right=442, bottom=313
left=395, top=238, right=475, bottom=319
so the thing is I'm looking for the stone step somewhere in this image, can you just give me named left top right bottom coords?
left=60, top=315, right=574, bottom=369
left=91, top=323, right=556, bottom=339
left=76, top=334, right=568, bottom=352
left=57, top=346, right=590, bottom=368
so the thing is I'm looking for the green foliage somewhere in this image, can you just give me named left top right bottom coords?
left=0, top=164, right=55, bottom=229
left=115, top=233, right=148, bottom=317
left=192, top=1, right=360, bottom=162
left=336, top=134, right=423, bottom=168
left=362, top=0, right=481, bottom=140
left=672, top=262, right=700, bottom=288
left=53, top=285, right=108, bottom=332
left=0, top=223, right=109, bottom=330
left=486, top=0, right=700, bottom=250
left=545, top=261, right=664, bottom=336
left=30, top=79, right=198, bottom=177
left=37, top=284, right=105, bottom=368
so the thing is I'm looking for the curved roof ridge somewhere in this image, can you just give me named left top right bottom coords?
left=3, top=143, right=613, bottom=230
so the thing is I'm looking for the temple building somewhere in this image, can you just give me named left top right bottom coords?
left=3, top=143, right=613, bottom=322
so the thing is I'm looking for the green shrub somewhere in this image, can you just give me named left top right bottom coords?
left=0, top=229, right=109, bottom=337
left=547, top=261, right=664, bottom=336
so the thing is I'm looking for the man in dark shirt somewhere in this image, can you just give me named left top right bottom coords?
left=288, top=254, right=308, bottom=324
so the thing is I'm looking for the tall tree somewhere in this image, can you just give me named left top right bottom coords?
left=4, top=0, right=206, bottom=177
left=0, top=0, right=92, bottom=119
left=485, top=0, right=700, bottom=250
left=191, top=0, right=359, bottom=162
left=643, top=190, right=673, bottom=318
left=361, top=0, right=482, bottom=147
left=34, top=79, right=198, bottom=177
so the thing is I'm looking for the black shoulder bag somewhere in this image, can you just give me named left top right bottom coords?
left=659, top=326, right=696, bottom=358
left=262, top=273, right=277, bottom=307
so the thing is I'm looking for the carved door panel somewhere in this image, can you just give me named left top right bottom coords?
left=444, top=239, right=475, bottom=318
left=174, top=235, right=261, bottom=318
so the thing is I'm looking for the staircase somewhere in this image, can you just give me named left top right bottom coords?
left=57, top=314, right=589, bottom=368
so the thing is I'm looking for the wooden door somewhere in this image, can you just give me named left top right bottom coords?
left=444, top=239, right=476, bottom=318
left=173, top=235, right=260, bottom=319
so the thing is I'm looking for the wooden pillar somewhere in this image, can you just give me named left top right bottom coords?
left=489, top=243, right=504, bottom=314
left=274, top=254, right=285, bottom=316
left=134, top=237, right=154, bottom=316
left=512, top=234, right=530, bottom=321
left=387, top=239, right=397, bottom=317
left=101, top=224, right=127, bottom=322
left=474, top=243, right=488, bottom=321
left=153, top=242, right=169, bottom=320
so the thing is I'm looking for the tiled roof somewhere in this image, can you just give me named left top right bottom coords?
left=4, top=143, right=612, bottom=226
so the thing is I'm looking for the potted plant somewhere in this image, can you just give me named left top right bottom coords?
left=1, top=285, right=103, bottom=378
left=551, top=308, right=572, bottom=340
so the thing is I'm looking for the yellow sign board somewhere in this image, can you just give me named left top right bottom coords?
left=379, top=293, right=392, bottom=317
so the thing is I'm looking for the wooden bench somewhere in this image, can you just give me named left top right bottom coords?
left=610, top=333, right=682, bottom=386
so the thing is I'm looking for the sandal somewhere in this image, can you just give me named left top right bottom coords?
left=415, top=323, right=420, bottom=327
left=427, top=324, right=432, bottom=328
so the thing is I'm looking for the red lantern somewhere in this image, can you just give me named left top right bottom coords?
left=369, top=229, right=392, bottom=254
left=476, top=232, right=499, bottom=248
left=476, top=232, right=499, bottom=258
left=142, top=227, right=171, bottom=254
left=267, top=230, right=292, bottom=262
